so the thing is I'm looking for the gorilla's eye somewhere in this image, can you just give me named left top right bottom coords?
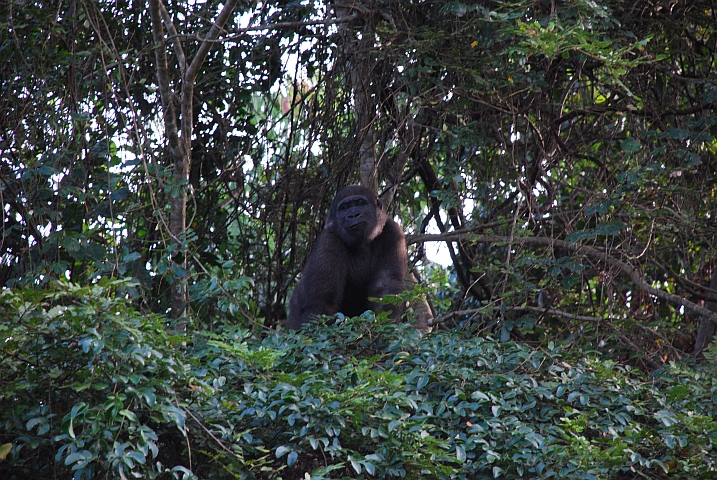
left=338, top=198, right=367, bottom=211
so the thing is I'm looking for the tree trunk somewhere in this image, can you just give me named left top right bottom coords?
left=169, top=155, right=189, bottom=321
left=149, top=0, right=238, bottom=322
left=352, top=32, right=378, bottom=194
left=335, top=1, right=378, bottom=193
left=695, top=266, right=717, bottom=357
left=406, top=270, right=434, bottom=334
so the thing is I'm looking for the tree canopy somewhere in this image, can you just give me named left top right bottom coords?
left=1, top=0, right=716, bottom=478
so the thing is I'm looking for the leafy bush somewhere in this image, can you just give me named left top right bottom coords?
left=0, top=280, right=189, bottom=479
left=190, top=316, right=717, bottom=479
left=2, top=281, right=716, bottom=479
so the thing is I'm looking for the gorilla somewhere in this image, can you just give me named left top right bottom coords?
left=288, top=185, right=407, bottom=329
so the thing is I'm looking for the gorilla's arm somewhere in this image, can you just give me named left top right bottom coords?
left=287, top=232, right=347, bottom=329
left=366, top=219, right=408, bottom=319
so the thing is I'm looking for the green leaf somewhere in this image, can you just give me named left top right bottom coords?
left=621, top=138, right=641, bottom=153
left=275, top=445, right=290, bottom=458
left=123, top=252, right=142, bottom=262
left=119, top=409, right=139, bottom=423
left=594, top=221, right=625, bottom=236
left=65, top=450, right=93, bottom=467
left=655, top=409, right=679, bottom=427
left=388, top=419, right=402, bottom=432
left=456, top=444, right=466, bottom=462
left=565, top=229, right=596, bottom=243
left=349, top=456, right=362, bottom=474
left=26, top=417, right=44, bottom=431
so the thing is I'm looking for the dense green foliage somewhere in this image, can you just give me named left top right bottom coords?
left=2, top=280, right=717, bottom=478
left=2, top=0, right=717, bottom=477
left=2, top=0, right=715, bottom=357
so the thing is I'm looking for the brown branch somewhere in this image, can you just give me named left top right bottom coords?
left=554, top=104, right=708, bottom=127
left=0, top=172, right=45, bottom=250
left=695, top=268, right=717, bottom=355
left=185, top=0, right=239, bottom=83
left=185, top=16, right=359, bottom=42
left=181, top=0, right=239, bottom=156
left=159, top=2, right=186, bottom=75
left=429, top=305, right=604, bottom=326
left=511, top=306, right=604, bottom=323
left=650, top=257, right=717, bottom=299
left=148, top=0, right=183, bottom=165
left=184, top=407, right=240, bottom=457
left=512, top=306, right=690, bottom=358
left=412, top=231, right=717, bottom=324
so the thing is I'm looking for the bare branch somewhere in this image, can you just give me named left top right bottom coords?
left=412, top=230, right=717, bottom=323
left=185, top=0, right=239, bottom=83
left=430, top=305, right=606, bottom=326
left=148, top=0, right=183, bottom=163
left=181, top=0, right=239, bottom=155
left=159, top=1, right=186, bottom=75
left=165, top=16, right=360, bottom=44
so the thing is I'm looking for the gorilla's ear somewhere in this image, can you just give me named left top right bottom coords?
left=376, top=197, right=383, bottom=211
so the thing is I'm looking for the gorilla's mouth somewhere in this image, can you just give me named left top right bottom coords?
left=347, top=221, right=367, bottom=230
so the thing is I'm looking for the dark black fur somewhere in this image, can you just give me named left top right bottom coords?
left=288, top=186, right=407, bottom=329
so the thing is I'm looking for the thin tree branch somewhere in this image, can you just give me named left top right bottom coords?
left=148, top=0, right=183, bottom=165
left=180, top=16, right=359, bottom=43
left=186, top=0, right=239, bottom=83
left=159, top=2, right=186, bottom=75
left=411, top=231, right=717, bottom=323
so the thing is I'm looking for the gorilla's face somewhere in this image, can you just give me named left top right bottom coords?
left=337, top=196, right=374, bottom=239
left=328, top=186, right=386, bottom=248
